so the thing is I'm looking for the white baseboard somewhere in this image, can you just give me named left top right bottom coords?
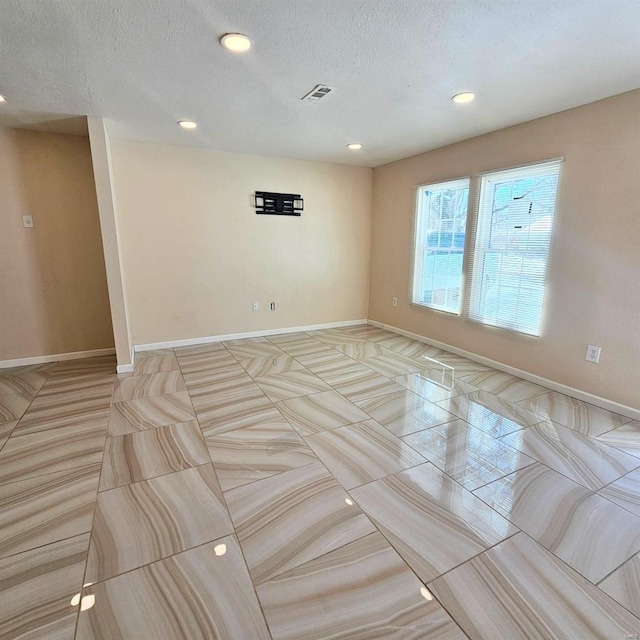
left=0, top=348, right=116, bottom=370
left=368, top=319, right=640, bottom=421
left=134, top=319, right=369, bottom=352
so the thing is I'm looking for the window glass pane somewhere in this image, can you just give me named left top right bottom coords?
left=412, top=178, right=469, bottom=314
left=468, top=162, right=561, bottom=336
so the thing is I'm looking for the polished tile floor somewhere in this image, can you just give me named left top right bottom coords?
left=1, top=325, right=640, bottom=639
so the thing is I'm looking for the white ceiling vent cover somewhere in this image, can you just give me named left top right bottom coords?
left=301, top=84, right=336, bottom=102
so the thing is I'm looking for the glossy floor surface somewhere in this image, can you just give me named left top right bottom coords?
left=1, top=325, right=640, bottom=639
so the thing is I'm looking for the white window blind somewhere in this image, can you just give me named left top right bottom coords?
left=467, top=161, right=562, bottom=336
left=412, top=178, right=469, bottom=314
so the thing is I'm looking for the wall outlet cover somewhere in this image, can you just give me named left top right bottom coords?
left=585, top=345, right=601, bottom=363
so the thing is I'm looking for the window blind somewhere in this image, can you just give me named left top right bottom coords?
left=466, top=160, right=562, bottom=336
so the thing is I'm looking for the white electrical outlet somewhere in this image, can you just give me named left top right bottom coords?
left=392, top=297, right=398, bottom=307
left=22, top=215, right=33, bottom=228
left=585, top=345, right=601, bottom=363
left=252, top=301, right=259, bottom=311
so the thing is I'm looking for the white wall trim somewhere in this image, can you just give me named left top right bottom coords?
left=0, top=348, right=116, bottom=370
left=116, top=363, right=134, bottom=374
left=134, top=319, right=369, bottom=352
left=368, top=319, right=640, bottom=421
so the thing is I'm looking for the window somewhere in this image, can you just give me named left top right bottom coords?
left=412, top=178, right=469, bottom=314
left=467, top=161, right=561, bottom=336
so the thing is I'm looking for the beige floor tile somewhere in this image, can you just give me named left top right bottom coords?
left=241, top=353, right=305, bottom=377
left=86, top=465, right=233, bottom=582
left=206, top=418, right=318, bottom=491
left=356, top=389, right=457, bottom=437
left=0, top=369, right=48, bottom=396
left=474, top=463, right=640, bottom=582
left=599, top=553, right=640, bottom=619
left=360, top=353, right=422, bottom=377
left=428, top=353, right=493, bottom=377
left=435, top=391, right=542, bottom=438
left=224, top=338, right=285, bottom=359
left=0, top=534, right=90, bottom=640
left=430, top=533, right=640, bottom=639
left=402, top=419, right=535, bottom=490
left=306, top=419, right=426, bottom=489
left=598, top=468, right=640, bottom=517
left=197, top=392, right=281, bottom=436
left=77, top=536, right=270, bottom=640
left=256, top=532, right=464, bottom=640
left=351, top=463, right=517, bottom=582
left=0, top=464, right=100, bottom=558
left=332, top=341, right=386, bottom=359
left=0, top=392, right=32, bottom=422
left=187, top=372, right=260, bottom=408
left=460, top=370, right=548, bottom=402
left=133, top=353, right=180, bottom=375
left=518, top=390, right=631, bottom=437
left=100, top=421, right=209, bottom=490
left=112, top=370, right=186, bottom=403
left=277, top=390, right=370, bottom=436
left=501, top=421, right=640, bottom=490
left=332, top=369, right=407, bottom=403
left=597, top=421, right=640, bottom=459
left=0, top=422, right=106, bottom=484
left=253, top=369, right=331, bottom=401
left=107, top=391, right=196, bottom=436
left=0, top=420, right=17, bottom=450
left=225, top=462, right=376, bottom=585
left=304, top=354, right=367, bottom=380
left=394, top=372, right=478, bottom=403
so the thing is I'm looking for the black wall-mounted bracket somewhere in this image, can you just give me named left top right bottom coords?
left=254, top=191, right=303, bottom=216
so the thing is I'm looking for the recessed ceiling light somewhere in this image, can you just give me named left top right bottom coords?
left=0, top=95, right=6, bottom=103
left=220, top=33, right=252, bottom=53
left=451, top=92, right=476, bottom=104
left=347, top=143, right=362, bottom=150
left=178, top=120, right=197, bottom=129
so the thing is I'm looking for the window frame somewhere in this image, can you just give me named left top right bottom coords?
left=411, top=176, right=471, bottom=316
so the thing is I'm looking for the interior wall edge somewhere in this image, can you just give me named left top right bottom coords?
left=0, top=348, right=116, bottom=370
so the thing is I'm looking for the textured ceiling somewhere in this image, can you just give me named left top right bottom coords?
left=1, top=0, right=639, bottom=166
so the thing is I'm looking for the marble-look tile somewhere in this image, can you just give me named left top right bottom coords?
left=241, top=353, right=305, bottom=377
left=597, top=421, right=640, bottom=459
left=314, top=331, right=367, bottom=346
left=14, top=378, right=113, bottom=435
left=394, top=373, right=478, bottom=403
left=100, top=421, right=209, bottom=490
left=501, top=421, right=640, bottom=491
left=48, top=355, right=115, bottom=378
left=368, top=334, right=440, bottom=360
left=267, top=332, right=313, bottom=344
left=355, top=389, right=457, bottom=437
left=474, top=463, right=640, bottom=583
left=256, top=532, right=464, bottom=640
left=277, top=390, right=370, bottom=436
left=0, top=420, right=17, bottom=450
left=86, top=465, right=233, bottom=582
left=206, top=418, right=317, bottom=491
left=225, top=462, right=376, bottom=585
left=112, top=370, right=186, bottom=403
left=134, top=348, right=175, bottom=357
left=197, top=392, right=281, bottom=436
left=435, top=391, right=542, bottom=438
left=0, top=369, right=47, bottom=396
left=173, top=342, right=227, bottom=357
left=0, top=422, right=106, bottom=484
left=360, top=353, right=421, bottom=378
left=460, top=370, right=547, bottom=402
left=187, top=372, right=260, bottom=408
left=107, top=391, right=196, bottom=436
left=0, top=392, right=31, bottom=422
left=333, top=341, right=386, bottom=359
left=0, top=464, right=100, bottom=558
left=332, top=369, right=407, bottom=403
left=306, top=357, right=372, bottom=383
left=306, top=419, right=426, bottom=489
left=429, top=532, right=640, bottom=640
left=178, top=352, right=241, bottom=380
left=599, top=553, right=640, bottom=620
left=428, top=353, right=493, bottom=377
left=598, top=468, right=640, bottom=517
left=518, top=390, right=631, bottom=437
left=133, top=353, right=180, bottom=375
left=224, top=337, right=285, bottom=360
left=402, top=420, right=535, bottom=490
left=253, top=369, right=331, bottom=402
left=0, top=534, right=90, bottom=640
left=351, top=463, right=517, bottom=582
left=76, top=536, right=270, bottom=640
left=293, top=346, right=345, bottom=367
left=334, top=325, right=389, bottom=340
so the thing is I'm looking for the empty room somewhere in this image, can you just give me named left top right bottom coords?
left=1, top=1, right=640, bottom=638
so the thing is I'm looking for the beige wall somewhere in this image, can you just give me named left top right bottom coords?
left=109, top=140, right=373, bottom=345
left=370, top=89, right=640, bottom=410
left=0, top=129, right=114, bottom=360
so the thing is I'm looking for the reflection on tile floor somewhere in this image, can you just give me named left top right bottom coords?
left=1, top=328, right=639, bottom=638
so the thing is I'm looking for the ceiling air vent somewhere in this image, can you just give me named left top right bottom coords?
left=301, top=84, right=336, bottom=102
